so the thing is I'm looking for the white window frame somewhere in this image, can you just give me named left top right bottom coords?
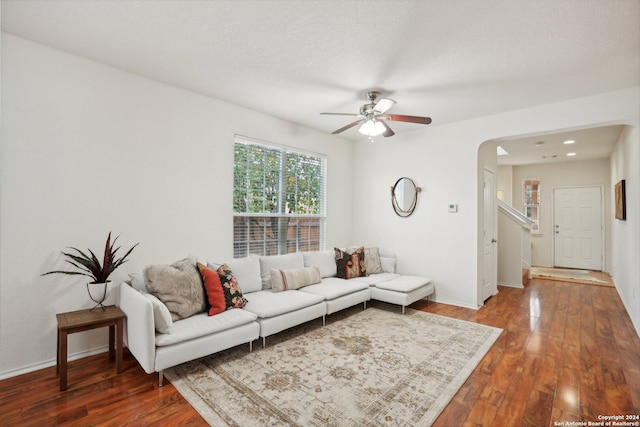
left=233, top=135, right=327, bottom=257
left=523, top=178, right=541, bottom=234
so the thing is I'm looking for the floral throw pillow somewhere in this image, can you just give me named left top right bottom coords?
left=334, top=247, right=367, bottom=279
left=216, top=264, right=248, bottom=309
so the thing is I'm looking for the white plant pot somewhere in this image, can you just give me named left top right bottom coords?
left=87, top=281, right=111, bottom=311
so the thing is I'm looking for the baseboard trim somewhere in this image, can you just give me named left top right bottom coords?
left=429, top=297, right=480, bottom=311
left=498, top=282, right=524, bottom=289
left=0, top=345, right=109, bottom=380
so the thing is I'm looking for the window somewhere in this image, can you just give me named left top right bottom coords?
left=523, top=179, right=541, bottom=233
left=233, top=135, right=326, bottom=258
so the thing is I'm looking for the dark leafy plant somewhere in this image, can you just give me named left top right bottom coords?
left=42, top=232, right=139, bottom=283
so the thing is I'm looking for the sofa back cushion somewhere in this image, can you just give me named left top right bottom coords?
left=223, top=256, right=262, bottom=293
left=302, top=250, right=337, bottom=278
left=380, top=256, right=396, bottom=273
left=271, top=265, right=321, bottom=292
left=259, top=252, right=304, bottom=290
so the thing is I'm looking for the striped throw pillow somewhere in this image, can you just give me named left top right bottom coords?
left=270, top=266, right=321, bottom=292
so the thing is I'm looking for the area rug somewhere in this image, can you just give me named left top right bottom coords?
left=165, top=305, right=502, bottom=427
left=531, top=266, right=611, bottom=286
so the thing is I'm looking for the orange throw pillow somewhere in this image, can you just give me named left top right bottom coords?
left=197, top=262, right=226, bottom=316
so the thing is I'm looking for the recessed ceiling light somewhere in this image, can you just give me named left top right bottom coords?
left=563, top=140, right=575, bottom=144
left=566, top=152, right=577, bottom=156
left=497, top=145, right=508, bottom=156
left=534, top=141, right=544, bottom=147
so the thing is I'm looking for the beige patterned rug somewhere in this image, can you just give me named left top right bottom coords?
left=165, top=305, right=502, bottom=427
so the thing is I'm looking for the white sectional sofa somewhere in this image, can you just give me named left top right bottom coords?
left=118, top=249, right=433, bottom=386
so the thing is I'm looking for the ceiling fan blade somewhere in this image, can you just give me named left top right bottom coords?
left=380, top=120, right=395, bottom=137
left=373, top=98, right=396, bottom=114
left=385, top=114, right=432, bottom=125
left=320, top=112, right=361, bottom=117
left=331, top=120, right=364, bottom=134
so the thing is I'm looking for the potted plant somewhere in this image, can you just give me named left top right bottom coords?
left=43, top=232, right=138, bottom=310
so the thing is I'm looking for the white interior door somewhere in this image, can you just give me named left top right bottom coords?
left=482, top=168, right=498, bottom=302
left=553, top=186, right=603, bottom=270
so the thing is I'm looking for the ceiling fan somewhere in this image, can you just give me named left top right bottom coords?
left=320, top=91, right=432, bottom=138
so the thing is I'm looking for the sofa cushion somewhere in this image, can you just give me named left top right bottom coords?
left=334, top=247, right=367, bottom=279
left=242, top=289, right=325, bottom=318
left=142, top=291, right=173, bottom=334
left=196, top=262, right=227, bottom=316
left=374, top=275, right=431, bottom=293
left=144, top=257, right=206, bottom=321
left=300, top=277, right=369, bottom=300
left=271, top=266, right=321, bottom=292
left=217, top=264, right=249, bottom=309
left=223, top=256, right=262, bottom=293
left=259, top=252, right=304, bottom=290
left=302, top=250, right=337, bottom=278
left=350, top=272, right=401, bottom=286
left=155, top=309, right=258, bottom=347
left=129, top=272, right=146, bottom=292
left=380, top=256, right=396, bottom=273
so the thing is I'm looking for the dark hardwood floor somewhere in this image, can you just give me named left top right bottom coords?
left=1, top=277, right=638, bottom=426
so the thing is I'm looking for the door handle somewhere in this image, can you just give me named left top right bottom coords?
left=491, top=239, right=497, bottom=243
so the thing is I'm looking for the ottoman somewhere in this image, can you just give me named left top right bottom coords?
left=371, top=276, right=434, bottom=314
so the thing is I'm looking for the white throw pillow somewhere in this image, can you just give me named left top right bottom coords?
left=259, top=252, right=305, bottom=290
left=143, top=292, right=173, bottom=334
left=303, top=250, right=337, bottom=278
left=363, top=247, right=383, bottom=275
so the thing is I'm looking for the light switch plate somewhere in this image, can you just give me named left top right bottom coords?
left=448, top=204, right=458, bottom=213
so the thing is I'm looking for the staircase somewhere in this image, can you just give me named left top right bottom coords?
left=497, top=199, right=534, bottom=288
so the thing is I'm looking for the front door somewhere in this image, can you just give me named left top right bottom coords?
left=482, top=168, right=498, bottom=302
left=553, top=186, right=603, bottom=270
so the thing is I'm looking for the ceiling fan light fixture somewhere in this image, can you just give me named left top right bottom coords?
left=358, top=119, right=386, bottom=136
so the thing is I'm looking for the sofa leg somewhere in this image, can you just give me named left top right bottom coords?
left=158, top=371, right=164, bottom=387
left=249, top=341, right=253, bottom=353
left=322, top=315, right=326, bottom=326
left=402, top=305, right=406, bottom=315
left=262, top=336, right=266, bottom=348
left=363, top=301, right=367, bottom=309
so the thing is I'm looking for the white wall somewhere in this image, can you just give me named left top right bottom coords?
left=2, top=33, right=639, bottom=378
left=352, top=87, right=639, bottom=314
left=497, top=166, right=513, bottom=204
left=0, top=34, right=355, bottom=377
left=511, top=159, right=611, bottom=269
left=610, top=124, right=640, bottom=335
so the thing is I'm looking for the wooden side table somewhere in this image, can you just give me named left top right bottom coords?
left=56, top=305, right=125, bottom=391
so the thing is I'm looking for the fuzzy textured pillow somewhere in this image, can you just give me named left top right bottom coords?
left=334, top=247, right=367, bottom=279
left=144, top=257, right=206, bottom=321
left=271, top=265, right=321, bottom=292
left=197, top=262, right=227, bottom=316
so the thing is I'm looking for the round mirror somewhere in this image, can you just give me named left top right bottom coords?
left=391, top=177, right=420, bottom=217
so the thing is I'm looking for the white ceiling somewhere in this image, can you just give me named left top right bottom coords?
left=2, top=0, right=639, bottom=165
